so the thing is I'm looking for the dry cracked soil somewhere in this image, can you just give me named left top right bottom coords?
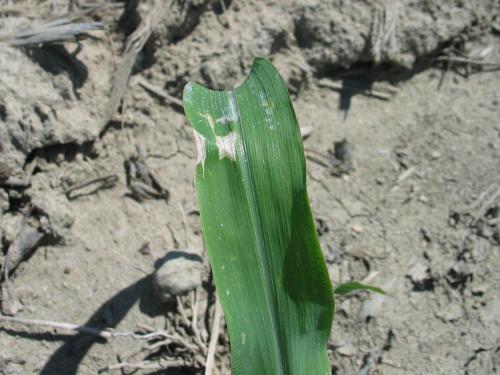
left=0, top=1, right=499, bottom=374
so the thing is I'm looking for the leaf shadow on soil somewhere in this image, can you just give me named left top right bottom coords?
left=27, top=44, right=88, bottom=98
left=32, top=267, right=182, bottom=375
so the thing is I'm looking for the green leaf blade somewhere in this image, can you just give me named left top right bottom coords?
left=334, top=282, right=386, bottom=296
left=183, top=58, right=334, bottom=375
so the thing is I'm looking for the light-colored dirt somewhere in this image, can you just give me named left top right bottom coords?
left=1, top=1, right=499, bottom=374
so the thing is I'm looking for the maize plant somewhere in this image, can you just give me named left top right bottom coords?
left=183, top=58, right=382, bottom=375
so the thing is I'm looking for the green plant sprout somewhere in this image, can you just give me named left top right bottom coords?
left=183, top=58, right=382, bottom=375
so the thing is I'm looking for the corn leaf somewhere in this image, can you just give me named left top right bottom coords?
left=334, top=282, right=385, bottom=296
left=183, top=58, right=334, bottom=375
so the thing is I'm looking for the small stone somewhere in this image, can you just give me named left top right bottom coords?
left=431, top=150, right=441, bottom=160
left=153, top=250, right=204, bottom=302
left=351, top=225, right=364, bottom=233
left=336, top=343, right=357, bottom=357
left=407, top=263, right=428, bottom=284
left=360, top=293, right=385, bottom=320
left=418, top=195, right=428, bottom=203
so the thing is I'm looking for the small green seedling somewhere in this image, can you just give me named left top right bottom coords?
left=183, top=58, right=382, bottom=375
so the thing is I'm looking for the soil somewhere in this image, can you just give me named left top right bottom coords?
left=1, top=1, right=499, bottom=374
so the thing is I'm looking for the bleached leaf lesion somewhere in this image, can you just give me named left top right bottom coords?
left=193, top=130, right=206, bottom=166
left=196, top=111, right=238, bottom=164
left=216, top=132, right=237, bottom=161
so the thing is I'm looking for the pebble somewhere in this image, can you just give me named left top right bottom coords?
left=336, top=343, right=357, bottom=357
left=153, top=250, right=203, bottom=302
left=431, top=150, right=441, bottom=160
left=418, top=195, right=428, bottom=203
left=360, top=293, right=385, bottom=320
left=407, top=263, right=428, bottom=284
left=351, top=225, right=364, bottom=233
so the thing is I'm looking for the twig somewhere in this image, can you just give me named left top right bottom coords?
left=0, top=178, right=31, bottom=188
left=104, top=358, right=185, bottom=372
left=0, top=315, right=112, bottom=338
left=178, top=203, right=191, bottom=248
left=436, top=56, right=500, bottom=68
left=472, top=186, right=500, bottom=224
left=0, top=17, right=103, bottom=47
left=205, top=295, right=223, bottom=375
left=304, top=149, right=342, bottom=169
left=177, top=296, right=191, bottom=328
left=305, top=153, right=331, bottom=168
left=190, top=291, right=206, bottom=355
left=396, top=166, right=416, bottom=183
left=104, top=17, right=152, bottom=125
left=136, top=77, right=184, bottom=108
left=0, top=315, right=197, bottom=343
left=191, top=289, right=199, bottom=332
left=0, top=6, right=27, bottom=17
left=143, top=336, right=198, bottom=353
left=468, top=183, right=497, bottom=209
left=63, top=174, right=118, bottom=199
left=177, top=294, right=207, bottom=355
left=370, top=0, right=399, bottom=63
left=72, top=2, right=124, bottom=17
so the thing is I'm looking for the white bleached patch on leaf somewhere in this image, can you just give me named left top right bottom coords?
left=216, top=132, right=237, bottom=161
left=216, top=113, right=238, bottom=125
left=193, top=130, right=206, bottom=166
